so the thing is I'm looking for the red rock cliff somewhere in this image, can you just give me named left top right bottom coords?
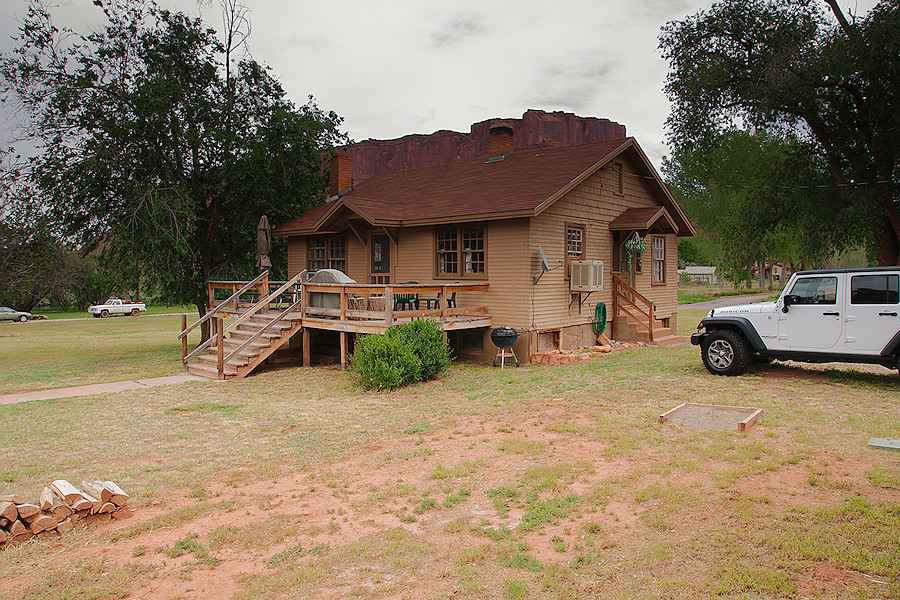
left=346, top=109, right=626, bottom=184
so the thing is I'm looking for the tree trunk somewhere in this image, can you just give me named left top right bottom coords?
left=875, top=214, right=900, bottom=266
left=196, top=301, right=210, bottom=343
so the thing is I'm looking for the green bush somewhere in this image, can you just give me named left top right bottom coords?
left=351, top=319, right=451, bottom=390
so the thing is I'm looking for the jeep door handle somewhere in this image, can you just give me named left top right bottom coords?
left=880, top=311, right=898, bottom=317
left=822, top=311, right=840, bottom=316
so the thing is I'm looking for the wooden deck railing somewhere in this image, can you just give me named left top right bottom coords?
left=612, top=275, right=655, bottom=342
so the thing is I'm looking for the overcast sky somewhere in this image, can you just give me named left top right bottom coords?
left=0, top=0, right=879, bottom=170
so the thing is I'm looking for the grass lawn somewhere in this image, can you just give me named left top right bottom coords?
left=678, top=283, right=782, bottom=305
left=0, top=312, right=203, bottom=394
left=0, top=312, right=897, bottom=599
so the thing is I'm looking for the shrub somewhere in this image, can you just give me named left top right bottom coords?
left=351, top=319, right=451, bottom=390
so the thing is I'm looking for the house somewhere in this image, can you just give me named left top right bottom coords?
left=679, top=266, right=719, bottom=284
left=270, top=124, right=695, bottom=365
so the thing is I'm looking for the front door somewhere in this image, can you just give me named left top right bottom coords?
left=778, top=275, right=843, bottom=350
left=370, top=234, right=391, bottom=284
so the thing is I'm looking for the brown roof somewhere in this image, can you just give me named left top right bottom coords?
left=274, top=138, right=694, bottom=236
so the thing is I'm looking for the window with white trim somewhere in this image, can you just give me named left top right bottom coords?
left=652, top=236, right=665, bottom=283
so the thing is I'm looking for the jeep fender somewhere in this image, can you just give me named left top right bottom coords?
left=698, top=317, right=766, bottom=351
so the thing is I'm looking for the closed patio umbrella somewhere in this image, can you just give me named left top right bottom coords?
left=256, top=214, right=272, bottom=271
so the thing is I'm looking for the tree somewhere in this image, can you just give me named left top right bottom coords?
left=1, top=0, right=346, bottom=333
left=660, top=0, right=900, bottom=265
left=665, top=129, right=849, bottom=286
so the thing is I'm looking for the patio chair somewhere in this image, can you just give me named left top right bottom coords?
left=393, top=282, right=420, bottom=311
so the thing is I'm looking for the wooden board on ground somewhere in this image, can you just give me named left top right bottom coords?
left=868, top=438, right=900, bottom=452
left=660, top=402, right=764, bottom=432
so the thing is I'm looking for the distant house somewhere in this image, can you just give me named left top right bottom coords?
left=272, top=125, right=695, bottom=363
left=679, top=266, right=719, bottom=284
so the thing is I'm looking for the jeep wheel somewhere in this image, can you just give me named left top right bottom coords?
left=701, top=330, right=749, bottom=376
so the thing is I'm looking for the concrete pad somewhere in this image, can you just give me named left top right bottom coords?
left=0, top=374, right=208, bottom=406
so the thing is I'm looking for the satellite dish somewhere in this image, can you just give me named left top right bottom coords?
left=539, top=246, right=550, bottom=272
left=533, top=245, right=563, bottom=285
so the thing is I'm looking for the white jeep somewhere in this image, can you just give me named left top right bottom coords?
left=691, top=267, right=900, bottom=376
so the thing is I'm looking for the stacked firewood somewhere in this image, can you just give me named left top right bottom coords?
left=0, top=480, right=131, bottom=549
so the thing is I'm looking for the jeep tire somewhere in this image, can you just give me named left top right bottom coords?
left=701, top=329, right=750, bottom=376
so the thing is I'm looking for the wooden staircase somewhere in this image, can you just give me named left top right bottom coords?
left=612, top=275, right=684, bottom=346
left=188, top=311, right=302, bottom=379
left=180, top=271, right=305, bottom=380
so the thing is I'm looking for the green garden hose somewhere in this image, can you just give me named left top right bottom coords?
left=592, top=302, right=607, bottom=335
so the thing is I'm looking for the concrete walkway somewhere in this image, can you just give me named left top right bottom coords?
left=678, top=293, right=773, bottom=311
left=0, top=374, right=210, bottom=406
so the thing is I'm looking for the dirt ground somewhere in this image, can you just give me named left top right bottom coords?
left=5, top=394, right=895, bottom=600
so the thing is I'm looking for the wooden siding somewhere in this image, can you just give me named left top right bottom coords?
left=529, top=154, right=679, bottom=347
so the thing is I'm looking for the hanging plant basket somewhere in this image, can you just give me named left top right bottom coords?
left=624, top=233, right=646, bottom=271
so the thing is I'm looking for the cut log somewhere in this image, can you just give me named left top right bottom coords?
left=16, top=503, right=40, bottom=522
left=75, top=508, right=91, bottom=521
left=4, top=519, right=29, bottom=538
left=83, top=514, right=100, bottom=525
left=13, top=533, right=31, bottom=543
left=56, top=517, right=74, bottom=535
left=0, top=516, right=7, bottom=527
left=50, top=503, right=73, bottom=521
left=110, top=507, right=134, bottom=520
left=40, top=487, right=55, bottom=511
left=80, top=491, right=102, bottom=513
left=101, top=481, right=130, bottom=507
left=28, top=515, right=57, bottom=534
left=98, top=502, right=116, bottom=514
left=0, top=501, right=18, bottom=522
left=96, top=512, right=111, bottom=523
left=51, top=480, right=86, bottom=504
left=0, top=494, right=26, bottom=504
left=70, top=498, right=93, bottom=513
left=81, top=481, right=112, bottom=504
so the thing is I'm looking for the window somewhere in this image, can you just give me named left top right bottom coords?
left=308, top=235, right=346, bottom=272
left=435, top=225, right=486, bottom=278
left=851, top=274, right=899, bottom=304
left=787, top=277, right=838, bottom=305
left=566, top=224, right=585, bottom=277
left=652, top=236, right=666, bottom=283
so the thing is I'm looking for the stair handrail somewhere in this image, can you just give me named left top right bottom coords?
left=613, top=274, right=655, bottom=342
left=179, top=270, right=269, bottom=340
left=224, top=297, right=303, bottom=364
left=223, top=270, right=305, bottom=337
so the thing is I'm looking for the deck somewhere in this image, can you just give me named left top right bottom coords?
left=182, top=276, right=492, bottom=378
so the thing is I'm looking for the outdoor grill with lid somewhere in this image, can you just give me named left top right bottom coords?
left=490, top=327, right=520, bottom=368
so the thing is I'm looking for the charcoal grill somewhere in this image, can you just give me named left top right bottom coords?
left=491, top=327, right=520, bottom=369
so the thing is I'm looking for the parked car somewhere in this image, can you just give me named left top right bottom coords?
left=0, top=306, right=32, bottom=322
left=87, top=298, right=147, bottom=318
left=691, top=267, right=900, bottom=376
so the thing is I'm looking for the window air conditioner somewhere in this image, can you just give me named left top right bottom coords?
left=570, top=261, right=604, bottom=292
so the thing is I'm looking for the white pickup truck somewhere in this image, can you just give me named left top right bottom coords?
left=88, top=298, right=147, bottom=318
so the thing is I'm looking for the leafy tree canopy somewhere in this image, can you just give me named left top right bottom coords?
left=0, top=0, right=347, bottom=320
left=660, top=0, right=900, bottom=265
left=665, top=129, right=851, bottom=283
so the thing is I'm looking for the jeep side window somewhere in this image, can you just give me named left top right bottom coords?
left=851, top=274, right=899, bottom=304
left=787, top=277, right=837, bottom=305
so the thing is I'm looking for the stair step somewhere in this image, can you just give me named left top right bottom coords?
left=197, top=354, right=248, bottom=368
left=229, top=330, right=282, bottom=342
left=651, top=335, right=684, bottom=347
left=187, top=363, right=237, bottom=379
